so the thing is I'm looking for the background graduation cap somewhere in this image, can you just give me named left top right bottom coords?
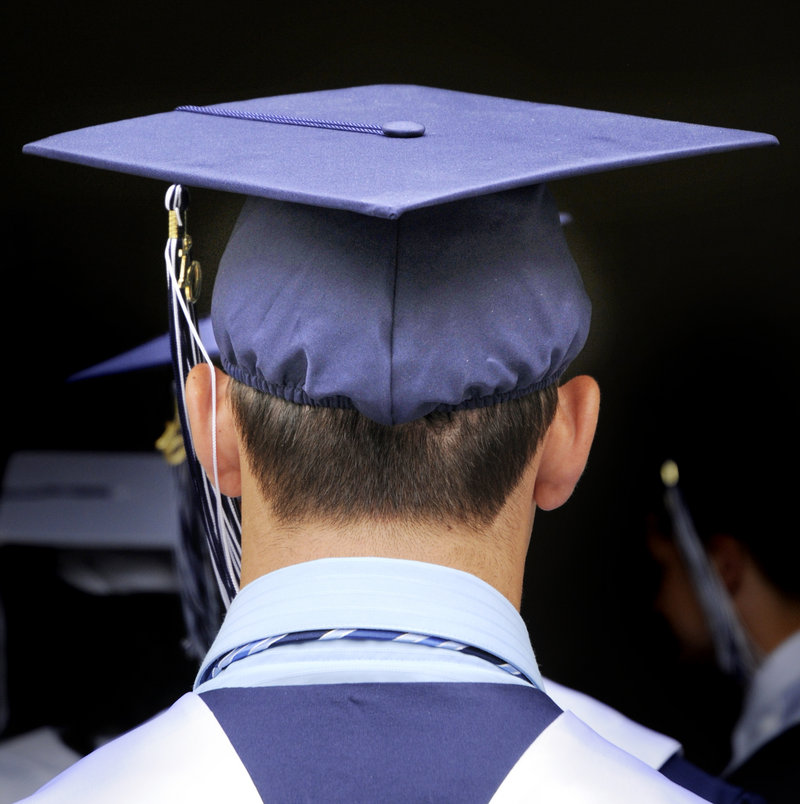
left=23, top=83, right=777, bottom=609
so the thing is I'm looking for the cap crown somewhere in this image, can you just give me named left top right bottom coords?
left=214, top=184, right=589, bottom=424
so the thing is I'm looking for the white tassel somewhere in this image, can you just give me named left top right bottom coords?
left=164, top=185, right=241, bottom=607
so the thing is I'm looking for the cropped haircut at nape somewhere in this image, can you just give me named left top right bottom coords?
left=229, top=380, right=559, bottom=527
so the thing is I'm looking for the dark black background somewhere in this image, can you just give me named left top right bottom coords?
left=2, top=0, right=797, bottom=772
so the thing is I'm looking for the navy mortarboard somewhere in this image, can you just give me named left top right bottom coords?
left=23, top=84, right=777, bottom=421
left=24, top=84, right=777, bottom=603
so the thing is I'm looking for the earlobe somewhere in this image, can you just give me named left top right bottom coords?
left=184, top=364, right=243, bottom=497
left=533, top=375, right=600, bottom=511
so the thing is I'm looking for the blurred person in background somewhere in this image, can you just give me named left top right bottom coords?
left=638, top=317, right=800, bottom=804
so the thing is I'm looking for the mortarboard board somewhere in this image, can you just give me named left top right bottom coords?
left=24, top=84, right=776, bottom=219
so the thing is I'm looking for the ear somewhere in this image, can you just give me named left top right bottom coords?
left=707, top=533, right=747, bottom=596
left=184, top=364, right=242, bottom=497
left=533, top=375, right=600, bottom=511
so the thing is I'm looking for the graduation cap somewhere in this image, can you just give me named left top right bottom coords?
left=24, top=84, right=777, bottom=426
left=24, top=83, right=777, bottom=601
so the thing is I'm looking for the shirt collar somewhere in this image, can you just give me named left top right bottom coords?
left=196, top=557, right=541, bottom=689
left=729, top=629, right=800, bottom=770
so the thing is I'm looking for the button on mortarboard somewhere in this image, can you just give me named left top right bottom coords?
left=381, top=121, right=426, bottom=137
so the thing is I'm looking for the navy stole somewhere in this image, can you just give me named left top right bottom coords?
left=200, top=682, right=562, bottom=802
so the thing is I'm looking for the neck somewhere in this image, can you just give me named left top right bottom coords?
left=735, top=563, right=800, bottom=656
left=237, top=470, right=536, bottom=610
left=740, top=597, right=800, bottom=658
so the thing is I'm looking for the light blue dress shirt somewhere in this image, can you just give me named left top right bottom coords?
left=195, top=557, right=543, bottom=692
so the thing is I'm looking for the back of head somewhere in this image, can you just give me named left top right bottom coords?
left=215, top=183, right=577, bottom=531
left=22, top=83, right=777, bottom=598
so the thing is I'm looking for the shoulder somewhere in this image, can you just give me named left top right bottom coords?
left=543, top=678, right=682, bottom=768
left=491, top=710, right=708, bottom=803
left=545, top=679, right=764, bottom=803
left=15, top=694, right=261, bottom=804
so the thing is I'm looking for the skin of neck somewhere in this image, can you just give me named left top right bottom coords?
left=237, top=456, right=541, bottom=611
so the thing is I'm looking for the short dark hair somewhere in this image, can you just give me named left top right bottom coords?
left=229, top=381, right=559, bottom=528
